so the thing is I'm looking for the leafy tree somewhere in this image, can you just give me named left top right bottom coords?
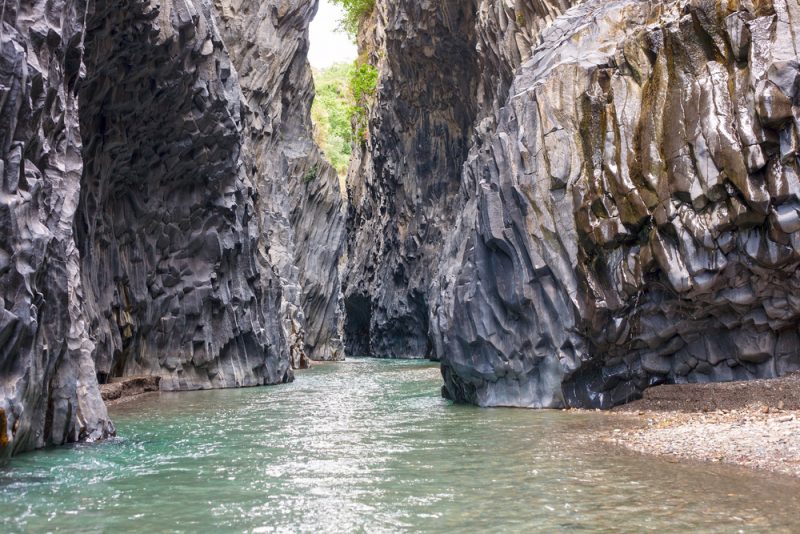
left=311, top=63, right=355, bottom=176
left=311, top=57, right=379, bottom=174
left=329, top=0, right=375, bottom=35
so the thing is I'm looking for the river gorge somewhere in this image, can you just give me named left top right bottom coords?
left=2, top=0, right=800, bottom=529
left=3, top=359, right=800, bottom=532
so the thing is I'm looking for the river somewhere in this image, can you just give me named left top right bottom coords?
left=2, top=358, right=799, bottom=532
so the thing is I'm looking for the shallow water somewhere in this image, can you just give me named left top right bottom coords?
left=2, top=358, right=799, bottom=533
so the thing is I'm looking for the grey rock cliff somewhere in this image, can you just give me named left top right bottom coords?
left=343, top=0, right=481, bottom=358
left=214, top=0, right=346, bottom=366
left=436, top=0, right=800, bottom=407
left=348, top=0, right=800, bottom=406
left=343, top=0, right=577, bottom=358
left=78, top=0, right=292, bottom=391
left=0, top=0, right=341, bottom=457
left=0, top=0, right=114, bottom=459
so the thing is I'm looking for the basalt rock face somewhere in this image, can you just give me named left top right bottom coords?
left=0, top=0, right=114, bottom=459
left=436, top=0, right=800, bottom=408
left=77, top=0, right=293, bottom=391
left=343, top=0, right=481, bottom=358
left=1, top=0, right=340, bottom=456
left=344, top=0, right=577, bottom=358
left=214, top=0, right=346, bottom=365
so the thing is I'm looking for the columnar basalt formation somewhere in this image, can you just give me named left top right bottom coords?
left=347, top=0, right=800, bottom=406
left=214, top=0, right=346, bottom=365
left=436, top=0, right=800, bottom=407
left=3, top=0, right=800, bottom=459
left=1, top=0, right=339, bottom=457
left=77, top=0, right=293, bottom=391
left=343, top=0, right=578, bottom=358
left=343, top=0, right=481, bottom=358
left=0, top=0, right=114, bottom=459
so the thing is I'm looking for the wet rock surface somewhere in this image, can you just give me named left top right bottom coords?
left=0, top=0, right=338, bottom=457
left=101, top=376, right=161, bottom=405
left=436, top=0, right=800, bottom=407
left=344, top=0, right=581, bottom=360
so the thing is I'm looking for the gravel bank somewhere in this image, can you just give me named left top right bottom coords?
left=101, top=376, right=161, bottom=406
left=599, top=374, right=800, bottom=477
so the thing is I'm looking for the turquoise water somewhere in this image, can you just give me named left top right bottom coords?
left=2, top=358, right=799, bottom=533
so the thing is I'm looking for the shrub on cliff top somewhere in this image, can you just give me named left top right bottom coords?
left=311, top=60, right=378, bottom=173
left=330, top=0, right=375, bottom=35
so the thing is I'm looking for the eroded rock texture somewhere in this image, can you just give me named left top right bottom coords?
left=214, top=0, right=346, bottom=365
left=347, top=0, right=800, bottom=406
left=344, top=0, right=578, bottom=358
left=0, top=0, right=113, bottom=459
left=0, top=0, right=341, bottom=456
left=343, top=0, right=481, bottom=358
left=77, top=0, right=293, bottom=391
left=436, top=0, right=800, bottom=407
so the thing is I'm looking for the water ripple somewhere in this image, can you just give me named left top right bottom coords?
left=1, top=358, right=799, bottom=533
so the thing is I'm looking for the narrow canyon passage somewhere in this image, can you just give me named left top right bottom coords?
left=2, top=0, right=800, bottom=530
left=2, top=360, right=799, bottom=532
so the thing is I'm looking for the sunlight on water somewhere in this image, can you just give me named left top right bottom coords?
left=2, top=358, right=799, bottom=533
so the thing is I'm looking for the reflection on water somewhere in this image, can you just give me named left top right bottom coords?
left=2, top=358, right=799, bottom=533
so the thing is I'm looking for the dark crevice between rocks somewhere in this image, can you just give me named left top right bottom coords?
left=343, top=0, right=480, bottom=364
left=344, top=294, right=372, bottom=356
left=370, top=290, right=433, bottom=359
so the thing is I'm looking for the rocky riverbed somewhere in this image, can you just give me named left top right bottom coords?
left=598, top=374, right=800, bottom=477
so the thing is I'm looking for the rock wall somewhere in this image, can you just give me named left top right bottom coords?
left=0, top=0, right=114, bottom=459
left=77, top=0, right=293, bottom=391
left=436, top=0, right=800, bottom=407
left=343, top=0, right=577, bottom=358
left=0, top=0, right=341, bottom=457
left=348, top=0, right=800, bottom=406
left=213, top=0, right=346, bottom=365
left=343, top=0, right=481, bottom=358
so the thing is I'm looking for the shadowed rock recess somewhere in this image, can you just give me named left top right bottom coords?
left=0, top=0, right=343, bottom=458
left=347, top=0, right=800, bottom=406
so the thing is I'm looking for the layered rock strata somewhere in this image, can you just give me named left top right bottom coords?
left=436, top=0, right=800, bottom=407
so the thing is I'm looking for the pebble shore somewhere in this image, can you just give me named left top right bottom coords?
left=596, top=373, right=800, bottom=477
left=604, top=407, right=800, bottom=477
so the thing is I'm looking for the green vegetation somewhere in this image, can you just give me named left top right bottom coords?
left=303, top=164, right=319, bottom=185
left=311, top=63, right=354, bottom=176
left=311, top=60, right=379, bottom=175
left=330, top=0, right=375, bottom=35
left=348, top=61, right=378, bottom=141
